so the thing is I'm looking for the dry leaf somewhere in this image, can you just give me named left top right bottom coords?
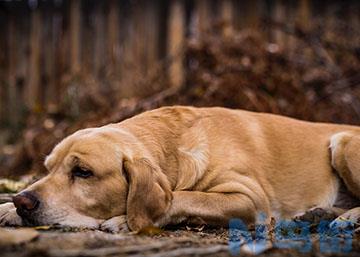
left=33, top=225, right=52, bottom=230
left=0, top=179, right=27, bottom=193
left=136, top=226, right=163, bottom=236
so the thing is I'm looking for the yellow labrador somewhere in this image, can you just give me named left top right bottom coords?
left=1, top=106, right=360, bottom=232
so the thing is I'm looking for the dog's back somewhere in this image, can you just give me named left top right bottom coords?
left=120, top=106, right=360, bottom=219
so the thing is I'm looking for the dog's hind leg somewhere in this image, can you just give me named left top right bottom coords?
left=330, top=132, right=360, bottom=226
left=330, top=132, right=360, bottom=198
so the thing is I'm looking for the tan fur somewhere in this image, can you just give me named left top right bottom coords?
left=2, top=106, right=360, bottom=231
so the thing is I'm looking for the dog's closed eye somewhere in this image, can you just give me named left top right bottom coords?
left=71, top=166, right=93, bottom=179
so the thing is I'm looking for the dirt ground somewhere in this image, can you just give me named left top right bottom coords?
left=2, top=225, right=360, bottom=257
left=1, top=227, right=227, bottom=257
left=2, top=203, right=360, bottom=257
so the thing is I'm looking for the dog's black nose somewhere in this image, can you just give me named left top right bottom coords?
left=13, top=192, right=40, bottom=215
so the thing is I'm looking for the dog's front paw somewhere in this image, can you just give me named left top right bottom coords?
left=0, top=203, right=22, bottom=226
left=295, top=208, right=338, bottom=224
left=100, top=215, right=129, bottom=233
left=330, top=207, right=360, bottom=229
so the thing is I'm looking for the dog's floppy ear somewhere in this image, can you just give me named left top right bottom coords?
left=123, top=158, right=172, bottom=231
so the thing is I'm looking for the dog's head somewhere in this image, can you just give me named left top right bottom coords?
left=12, top=126, right=172, bottom=231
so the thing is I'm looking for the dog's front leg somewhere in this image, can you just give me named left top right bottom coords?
left=100, top=215, right=129, bottom=233
left=0, top=203, right=22, bottom=226
left=156, top=191, right=260, bottom=227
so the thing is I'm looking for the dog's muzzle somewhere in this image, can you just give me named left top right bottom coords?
left=13, top=191, right=40, bottom=223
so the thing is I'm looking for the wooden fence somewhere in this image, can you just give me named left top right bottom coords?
left=0, top=0, right=359, bottom=134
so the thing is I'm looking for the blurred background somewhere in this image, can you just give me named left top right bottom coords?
left=0, top=0, right=360, bottom=180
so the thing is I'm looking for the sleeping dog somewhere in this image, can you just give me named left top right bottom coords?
left=1, top=106, right=360, bottom=232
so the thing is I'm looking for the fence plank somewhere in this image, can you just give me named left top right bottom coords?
left=70, top=0, right=81, bottom=75
left=144, top=1, right=159, bottom=76
left=133, top=1, right=146, bottom=75
left=27, top=6, right=41, bottom=112
left=107, top=0, right=120, bottom=73
left=167, top=0, right=185, bottom=88
left=43, top=6, right=56, bottom=111
left=94, top=1, right=105, bottom=77
left=7, top=14, right=17, bottom=126
left=52, top=5, right=64, bottom=109
left=273, top=0, right=286, bottom=48
left=296, top=0, right=311, bottom=30
left=195, top=0, right=210, bottom=37
left=0, top=11, right=6, bottom=124
left=297, top=0, right=312, bottom=60
left=220, top=0, right=234, bottom=37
